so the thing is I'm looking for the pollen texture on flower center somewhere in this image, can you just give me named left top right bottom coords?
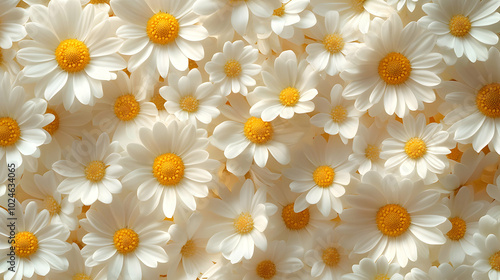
left=322, top=247, right=341, bottom=267
left=323, top=34, right=344, bottom=54
left=365, top=144, right=380, bottom=161
left=273, top=4, right=286, bottom=17
left=331, top=105, right=347, bottom=123
left=256, top=260, right=277, bottom=279
left=404, top=137, right=427, bottom=159
left=114, top=94, right=141, bottom=121
left=55, top=39, right=91, bottom=73
left=72, top=273, right=92, bottom=280
left=181, top=239, right=196, bottom=258
left=14, top=231, right=38, bottom=258
left=44, top=196, right=61, bottom=216
left=446, top=217, right=467, bottom=241
left=490, top=251, right=500, bottom=271
left=376, top=204, right=411, bottom=237
left=313, top=165, right=335, bottom=188
left=43, top=108, right=60, bottom=135
left=476, top=83, right=500, bottom=118
left=378, top=52, right=412, bottom=85
left=279, top=87, right=300, bottom=106
left=147, top=12, right=179, bottom=45
left=224, top=59, right=242, bottom=78
left=90, top=0, right=109, bottom=3
left=113, top=228, right=140, bottom=254
left=179, top=95, right=199, bottom=112
left=153, top=153, right=185, bottom=186
left=375, top=274, right=390, bottom=280
left=151, top=92, right=166, bottom=111
left=282, top=203, right=310, bottom=230
left=234, top=212, right=254, bottom=234
left=449, top=14, right=471, bottom=37
left=244, top=117, right=274, bottom=144
left=0, top=117, right=21, bottom=147
left=85, top=160, right=107, bottom=182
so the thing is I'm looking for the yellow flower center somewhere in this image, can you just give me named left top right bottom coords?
left=72, top=273, right=92, bottom=280
left=114, top=94, right=141, bottom=121
left=55, top=39, right=91, bottom=73
left=490, top=251, right=500, bottom=271
left=244, top=117, right=274, bottom=144
left=85, top=161, right=107, bottom=182
left=323, top=34, right=344, bottom=54
left=282, top=203, right=310, bottom=230
left=179, top=95, right=199, bottom=113
left=378, top=52, right=412, bottom=85
left=234, top=212, right=254, bottom=234
left=90, top=0, right=109, bottom=3
left=113, top=228, right=139, bottom=254
left=224, top=59, right=242, bottom=78
left=376, top=204, right=411, bottom=237
left=152, top=153, right=185, bottom=186
left=365, top=144, right=380, bottom=161
left=352, top=0, right=366, bottom=12
left=404, top=137, right=427, bottom=159
left=322, top=247, right=341, bottom=267
left=476, top=83, right=500, bottom=118
left=181, top=239, right=196, bottom=258
left=446, top=217, right=467, bottom=241
left=0, top=117, right=21, bottom=147
left=273, top=3, right=286, bottom=16
left=14, top=231, right=38, bottom=258
left=449, top=15, right=471, bottom=37
left=375, top=274, right=390, bottom=280
left=256, top=260, right=277, bottom=279
left=146, top=12, right=179, bottom=45
left=279, top=87, right=300, bottom=106
left=43, top=108, right=60, bottom=135
left=331, top=105, right=347, bottom=123
left=150, top=92, right=166, bottom=111
left=44, top=196, right=61, bottom=216
left=313, top=166, right=335, bottom=188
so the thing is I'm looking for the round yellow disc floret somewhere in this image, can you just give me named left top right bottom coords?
left=179, top=95, right=199, bottom=113
left=55, top=39, right=91, bottom=73
left=282, top=203, right=310, bottom=230
left=14, top=231, right=38, bottom=258
left=244, top=117, right=274, bottom=144
left=224, top=59, right=242, bottom=78
left=331, top=105, right=347, bottom=123
left=113, top=228, right=139, bottom=254
left=446, top=217, right=467, bottom=241
left=323, top=34, right=344, bottom=54
left=365, top=144, right=380, bottom=161
left=490, top=251, right=500, bottom=271
left=279, top=87, right=300, bottom=106
left=0, top=117, right=21, bottom=147
left=313, top=165, right=335, bottom=188
left=43, top=108, right=60, bottom=135
left=72, top=273, right=92, bottom=280
left=449, top=14, right=471, bottom=37
left=322, top=247, right=341, bottom=267
left=233, top=212, right=254, bottom=234
left=404, top=137, right=427, bottom=159
left=44, top=196, right=61, bottom=216
left=375, top=274, right=390, bottom=280
left=181, top=239, right=196, bottom=258
left=376, top=204, right=411, bottom=237
left=85, top=161, right=107, bottom=182
left=147, top=12, right=179, bottom=45
left=378, top=52, right=412, bottom=85
left=273, top=4, right=286, bottom=17
left=152, top=153, right=185, bottom=186
left=476, top=83, right=500, bottom=118
left=256, top=260, right=277, bottom=279
left=114, top=94, right=141, bottom=121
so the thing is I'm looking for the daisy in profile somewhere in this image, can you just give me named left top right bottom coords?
left=52, top=132, right=124, bottom=205
left=112, top=0, right=208, bottom=78
left=405, top=264, right=474, bottom=280
left=341, top=15, right=443, bottom=117
left=205, top=179, right=278, bottom=264
left=338, top=171, right=450, bottom=267
left=161, top=68, right=224, bottom=125
left=249, top=50, right=318, bottom=121
left=0, top=0, right=28, bottom=49
left=341, top=256, right=403, bottom=280
left=0, top=201, right=71, bottom=279
left=349, top=123, right=388, bottom=175
left=205, top=40, right=261, bottom=96
left=420, top=0, right=500, bottom=63
left=381, top=114, right=452, bottom=184
left=17, top=0, right=126, bottom=111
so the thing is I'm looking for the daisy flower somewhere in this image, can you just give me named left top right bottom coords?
left=112, top=0, right=208, bottom=78
left=404, top=263, right=474, bottom=280
left=52, top=132, right=124, bottom=205
left=310, top=84, right=363, bottom=143
left=0, top=201, right=71, bottom=279
left=341, top=256, right=403, bottom=280
left=122, top=120, right=217, bottom=218
left=420, top=0, right=500, bottom=63
left=0, top=47, right=20, bottom=77
left=283, top=136, right=354, bottom=217
left=268, top=0, right=316, bottom=40
left=17, top=0, right=126, bottom=111
left=349, top=123, right=388, bottom=175
left=341, top=15, right=443, bottom=118
left=205, top=40, right=261, bottom=96
left=205, top=179, right=278, bottom=264
left=242, top=240, right=304, bottom=280
left=381, top=114, right=452, bottom=184
left=80, top=194, right=170, bottom=280
left=160, top=68, right=223, bottom=125
left=0, top=0, right=28, bottom=49
left=249, top=50, right=318, bottom=121
left=472, top=232, right=500, bottom=280
left=338, top=171, right=450, bottom=267
left=48, top=243, right=107, bottom=280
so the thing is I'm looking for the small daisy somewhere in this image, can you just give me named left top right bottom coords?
left=112, top=0, right=208, bottom=78
left=268, top=0, right=317, bottom=40
left=17, top=0, right=126, bottom=111
left=0, top=0, right=28, bottom=49
left=49, top=243, right=106, bottom=280
left=472, top=232, right=500, bottom=280
left=205, top=40, right=261, bottom=96
left=283, top=136, right=354, bottom=217
left=349, top=123, right=388, bottom=175
left=52, top=132, right=124, bottom=205
left=381, top=114, right=452, bottom=184
left=310, top=84, right=363, bottom=143
left=420, top=0, right=500, bottom=63
left=205, top=179, right=278, bottom=264
left=341, top=15, right=443, bottom=117
left=249, top=50, right=318, bottom=121
left=404, top=263, right=474, bottom=280
left=338, top=171, right=450, bottom=267
left=341, top=256, right=404, bottom=280
left=160, top=68, right=223, bottom=125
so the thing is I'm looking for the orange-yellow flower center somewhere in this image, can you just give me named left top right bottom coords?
left=404, top=137, right=427, bottom=159
left=323, top=34, right=344, bottom=54
left=282, top=203, right=310, bottom=230
left=322, top=247, right=341, bottom=267
left=273, top=4, right=286, bottom=17
left=152, top=153, right=185, bottom=186
left=72, top=273, right=92, bottom=280
left=14, top=231, right=38, bottom=258
left=376, top=204, right=411, bottom=237
left=224, top=59, right=242, bottom=78
left=43, top=108, right=60, bottom=135
left=476, top=83, right=500, bottom=118
left=55, top=39, right=90, bottom=73
left=449, top=14, right=471, bottom=37
left=256, top=260, right=277, bottom=279
left=0, top=117, right=21, bottom=147
left=365, top=144, right=380, bottom=161
left=150, top=92, right=166, bottom=111
left=44, top=196, right=61, bottom=216
left=234, top=212, right=254, bottom=234
left=490, top=251, right=500, bottom=271
left=181, top=239, right=196, bottom=258
left=313, top=166, right=335, bottom=188
left=331, top=105, right=347, bottom=123
left=375, top=274, right=390, bottom=280
left=90, top=0, right=109, bottom=3
left=244, top=117, right=274, bottom=144
left=113, top=228, right=139, bottom=254
left=279, top=87, right=300, bottom=106
left=114, top=94, right=141, bottom=121
left=179, top=95, right=199, bottom=113
left=147, top=12, right=179, bottom=45
left=84, top=161, right=107, bottom=182
left=378, top=52, right=412, bottom=85
left=446, top=217, right=467, bottom=241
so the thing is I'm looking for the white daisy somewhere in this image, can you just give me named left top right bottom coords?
left=205, top=40, right=261, bottom=96
left=420, top=0, right=500, bottom=63
left=349, top=123, right=388, bottom=175
left=341, top=256, right=404, bottom=280
left=0, top=47, right=20, bottom=77
left=404, top=263, right=474, bottom=280
left=205, top=179, right=277, bottom=264
left=381, top=114, right=452, bottom=184
left=52, top=132, right=124, bottom=205
left=0, top=0, right=28, bottom=49
left=268, top=0, right=317, bottom=40
left=472, top=231, right=500, bottom=280
left=48, top=243, right=107, bottom=280
left=112, top=0, right=208, bottom=78
left=17, top=0, right=126, bottom=111
left=338, top=171, right=450, bottom=267
left=341, top=15, right=444, bottom=117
